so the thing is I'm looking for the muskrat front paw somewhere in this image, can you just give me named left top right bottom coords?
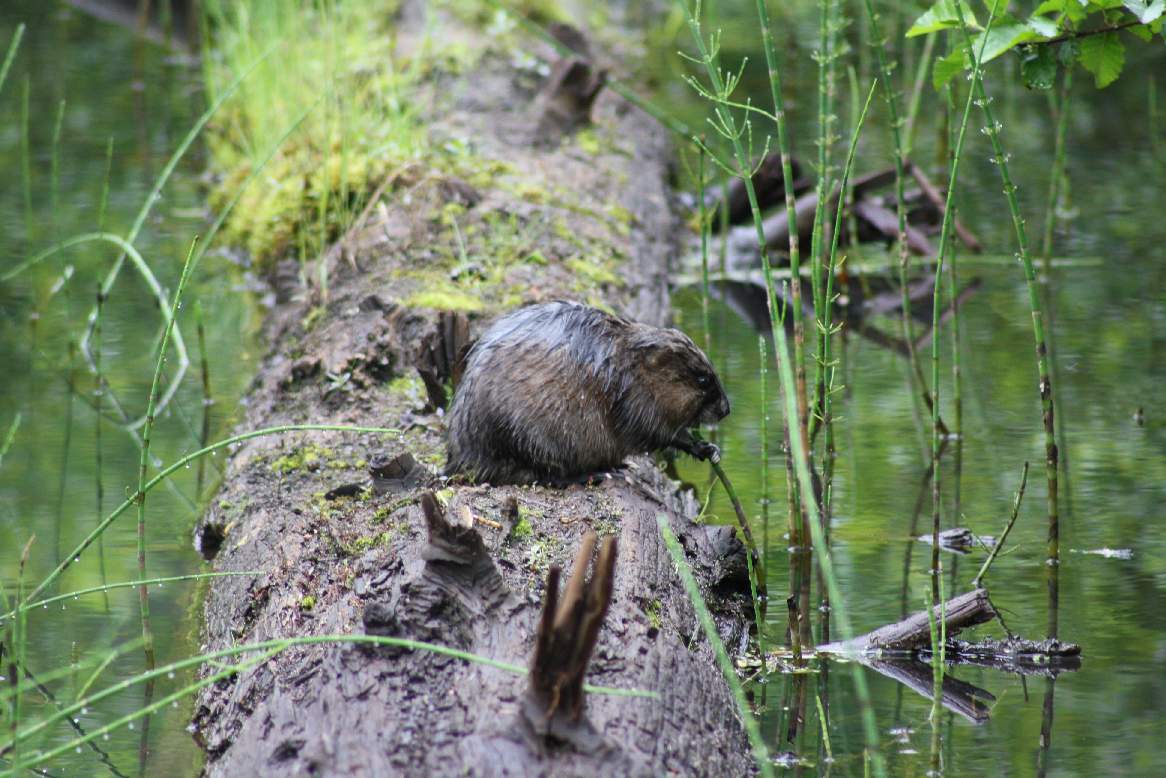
left=693, top=440, right=721, bottom=464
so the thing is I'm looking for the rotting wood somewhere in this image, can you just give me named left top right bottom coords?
left=522, top=531, right=616, bottom=750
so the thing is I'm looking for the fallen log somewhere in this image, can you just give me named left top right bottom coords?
left=907, top=161, right=983, bottom=252
left=190, top=12, right=757, bottom=777
left=704, top=152, right=810, bottom=230
left=821, top=588, right=996, bottom=653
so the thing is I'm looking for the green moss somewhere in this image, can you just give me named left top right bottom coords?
left=342, top=530, right=394, bottom=556
left=302, top=305, right=326, bottom=332
left=271, top=444, right=334, bottom=475
left=299, top=595, right=317, bottom=611
left=645, top=599, right=663, bottom=630
left=510, top=516, right=534, bottom=541
left=566, top=254, right=624, bottom=288
left=575, top=128, right=603, bottom=156
left=404, top=287, right=487, bottom=312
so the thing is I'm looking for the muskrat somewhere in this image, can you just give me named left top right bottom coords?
left=445, top=301, right=730, bottom=484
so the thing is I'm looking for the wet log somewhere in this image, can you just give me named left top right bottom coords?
left=190, top=13, right=755, bottom=778
left=705, top=152, right=810, bottom=230
left=863, top=658, right=995, bottom=723
left=907, top=161, right=982, bottom=252
left=851, top=200, right=935, bottom=256
left=822, top=588, right=996, bottom=652
left=757, top=166, right=903, bottom=254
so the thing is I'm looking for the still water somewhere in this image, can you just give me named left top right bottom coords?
left=665, top=4, right=1166, bottom=775
left=0, top=2, right=258, bottom=774
left=0, top=1, right=1164, bottom=776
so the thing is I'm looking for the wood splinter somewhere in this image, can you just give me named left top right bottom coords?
left=523, top=531, right=617, bottom=749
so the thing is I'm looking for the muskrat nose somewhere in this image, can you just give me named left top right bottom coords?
left=703, top=393, right=730, bottom=423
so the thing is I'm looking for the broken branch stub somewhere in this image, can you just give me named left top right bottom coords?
left=525, top=531, right=617, bottom=743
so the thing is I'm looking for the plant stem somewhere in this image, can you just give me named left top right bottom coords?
left=657, top=515, right=773, bottom=778
left=953, top=1, right=1060, bottom=568
left=699, top=144, right=712, bottom=355
left=759, top=335, right=770, bottom=565
left=135, top=237, right=203, bottom=671
left=809, top=0, right=838, bottom=442
left=929, top=0, right=1001, bottom=603
left=195, top=301, right=213, bottom=498
left=752, top=1, right=813, bottom=544
left=818, top=79, right=878, bottom=642
left=861, top=0, right=938, bottom=431
left=749, top=0, right=881, bottom=765
left=973, top=462, right=1029, bottom=588
left=1042, top=67, right=1073, bottom=271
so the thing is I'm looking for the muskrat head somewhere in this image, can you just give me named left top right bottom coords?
left=629, top=326, right=730, bottom=430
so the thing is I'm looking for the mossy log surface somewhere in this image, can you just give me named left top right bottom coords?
left=191, top=11, right=755, bottom=778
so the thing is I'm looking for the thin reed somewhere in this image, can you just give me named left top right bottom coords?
left=952, top=1, right=1060, bottom=566
left=929, top=0, right=1001, bottom=603
left=1, top=631, right=656, bottom=772
left=656, top=514, right=773, bottom=778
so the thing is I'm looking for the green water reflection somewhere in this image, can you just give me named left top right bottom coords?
left=0, top=2, right=258, bottom=775
left=667, top=2, right=1166, bottom=773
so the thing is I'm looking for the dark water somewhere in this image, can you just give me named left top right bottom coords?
left=1, top=1, right=1164, bottom=776
left=0, top=2, right=258, bottom=774
left=664, top=3, right=1166, bottom=775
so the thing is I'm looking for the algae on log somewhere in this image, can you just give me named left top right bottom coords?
left=190, top=19, right=756, bottom=778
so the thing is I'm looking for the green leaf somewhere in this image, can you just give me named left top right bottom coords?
left=1123, top=0, right=1165, bottom=23
left=1079, top=32, right=1125, bottom=87
left=968, top=17, right=1043, bottom=64
left=908, top=0, right=980, bottom=37
left=1020, top=45, right=1059, bottom=89
left=1036, top=0, right=1088, bottom=22
left=1026, top=14, right=1060, bottom=37
left=932, top=49, right=965, bottom=90
left=1128, top=22, right=1154, bottom=40
left=1058, top=38, right=1081, bottom=66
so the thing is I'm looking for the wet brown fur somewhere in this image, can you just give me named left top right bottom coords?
left=445, top=301, right=730, bottom=485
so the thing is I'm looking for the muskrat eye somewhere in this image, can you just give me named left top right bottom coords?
left=695, top=373, right=711, bottom=389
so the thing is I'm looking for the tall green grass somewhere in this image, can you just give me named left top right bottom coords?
left=200, top=0, right=426, bottom=273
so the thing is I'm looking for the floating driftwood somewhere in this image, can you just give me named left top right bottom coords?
left=701, top=155, right=983, bottom=280
left=817, top=588, right=1081, bottom=723
left=823, top=588, right=996, bottom=653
